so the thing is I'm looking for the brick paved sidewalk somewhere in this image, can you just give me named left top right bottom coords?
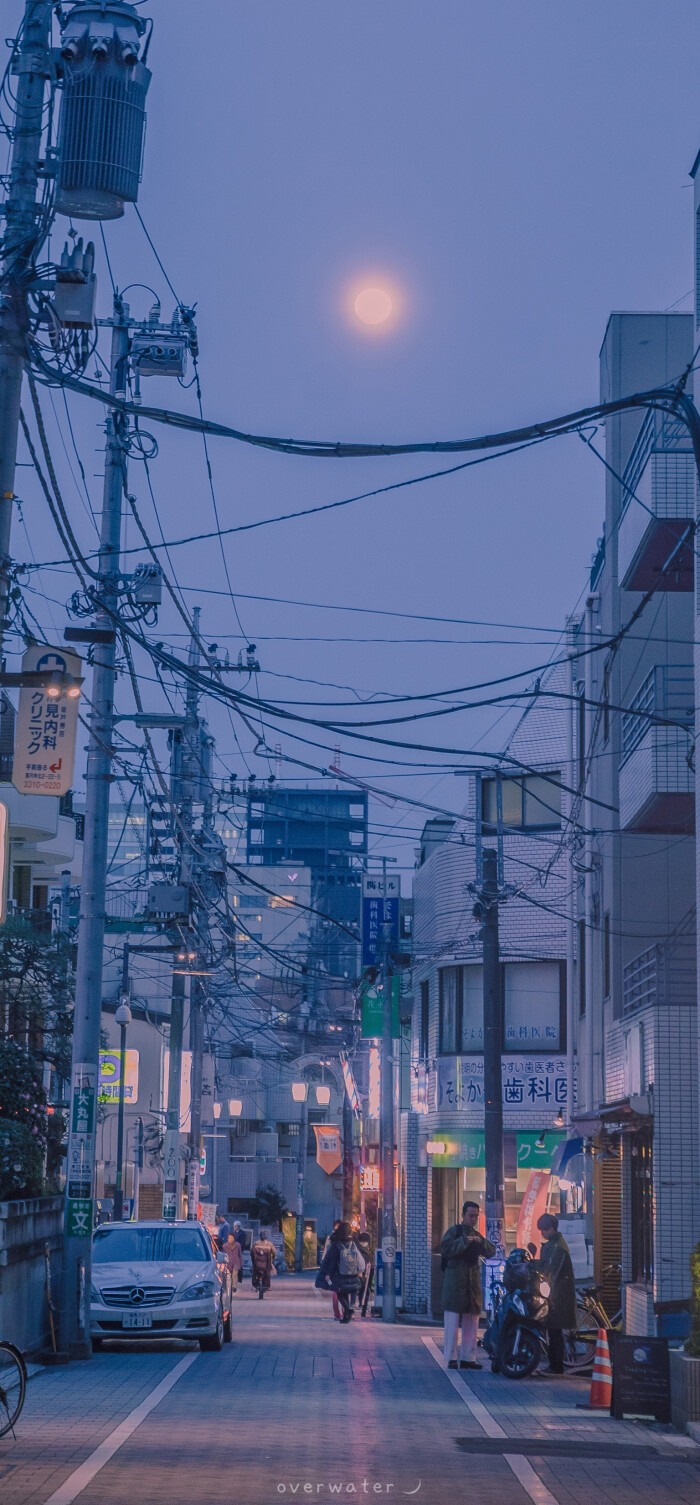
left=1, top=1280, right=699, bottom=1505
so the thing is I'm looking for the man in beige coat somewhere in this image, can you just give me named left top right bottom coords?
left=439, top=1200, right=495, bottom=1369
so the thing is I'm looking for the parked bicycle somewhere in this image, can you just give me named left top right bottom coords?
left=562, top=1264, right=623, bottom=1371
left=0, top=1341, right=27, bottom=1439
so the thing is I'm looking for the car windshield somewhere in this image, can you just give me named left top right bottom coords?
left=92, top=1227, right=210, bottom=1264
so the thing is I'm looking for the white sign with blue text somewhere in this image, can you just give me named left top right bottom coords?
left=437, top=1055, right=570, bottom=1118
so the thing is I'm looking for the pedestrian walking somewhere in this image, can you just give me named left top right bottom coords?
left=439, top=1200, right=495, bottom=1369
left=225, top=1233, right=243, bottom=1287
left=355, top=1229, right=374, bottom=1316
left=534, top=1213, right=576, bottom=1374
left=315, top=1221, right=366, bottom=1323
left=251, top=1230, right=277, bottom=1299
left=215, top=1212, right=231, bottom=1250
left=322, top=1221, right=343, bottom=1320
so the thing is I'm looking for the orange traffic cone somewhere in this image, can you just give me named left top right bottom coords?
left=588, top=1328, right=613, bottom=1410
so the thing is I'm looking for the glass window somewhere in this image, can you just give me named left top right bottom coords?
left=460, top=964, right=484, bottom=1052
left=504, top=961, right=561, bottom=1051
left=438, top=966, right=460, bottom=1053
left=92, top=1226, right=210, bottom=1263
left=482, top=778, right=522, bottom=827
left=523, top=775, right=561, bottom=828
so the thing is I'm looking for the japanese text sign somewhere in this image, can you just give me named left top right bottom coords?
left=13, top=645, right=81, bottom=796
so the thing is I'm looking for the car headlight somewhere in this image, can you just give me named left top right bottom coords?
left=180, top=1281, right=217, bottom=1302
left=90, top=1284, right=101, bottom=1303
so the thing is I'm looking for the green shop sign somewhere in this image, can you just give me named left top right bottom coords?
left=428, top=1129, right=564, bottom=1170
left=360, top=976, right=401, bottom=1039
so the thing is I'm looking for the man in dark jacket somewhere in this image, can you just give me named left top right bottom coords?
left=440, top=1201, right=495, bottom=1369
left=536, top=1213, right=577, bottom=1374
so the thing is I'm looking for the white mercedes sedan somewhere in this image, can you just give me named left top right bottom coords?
left=90, top=1220, right=233, bottom=1351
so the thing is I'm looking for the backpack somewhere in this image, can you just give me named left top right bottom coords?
left=338, top=1241, right=363, bottom=1279
left=252, top=1243, right=269, bottom=1272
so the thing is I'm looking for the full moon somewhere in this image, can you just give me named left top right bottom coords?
left=354, top=286, right=393, bottom=325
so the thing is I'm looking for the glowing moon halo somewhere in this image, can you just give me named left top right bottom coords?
left=354, top=286, right=393, bottom=325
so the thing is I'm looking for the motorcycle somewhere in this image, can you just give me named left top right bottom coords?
left=482, top=1248, right=551, bottom=1379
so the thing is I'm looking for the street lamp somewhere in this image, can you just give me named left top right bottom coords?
left=213, top=1102, right=222, bottom=1119
left=315, top=1085, right=331, bottom=1106
left=113, top=997, right=132, bottom=1222
left=292, top=1080, right=309, bottom=1272
left=228, top=1099, right=242, bottom=1117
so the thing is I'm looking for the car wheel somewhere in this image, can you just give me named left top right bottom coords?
left=223, top=1309, right=233, bottom=1343
left=199, top=1305, right=225, bottom=1352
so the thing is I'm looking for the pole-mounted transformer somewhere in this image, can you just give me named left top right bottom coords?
left=55, top=0, right=152, bottom=221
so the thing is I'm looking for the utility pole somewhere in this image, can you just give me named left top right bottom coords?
left=181, top=612, right=205, bottom=1219
left=565, top=618, right=579, bottom=1132
left=294, top=1080, right=309, bottom=1272
left=380, top=860, right=397, bottom=1323
left=113, top=942, right=131, bottom=1222
left=0, top=1, right=53, bottom=648
left=162, top=966, right=186, bottom=1220
left=63, top=296, right=129, bottom=1355
left=481, top=849, right=505, bottom=1258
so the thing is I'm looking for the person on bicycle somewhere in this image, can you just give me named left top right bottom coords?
left=535, top=1213, right=576, bottom=1374
left=251, top=1230, right=277, bottom=1299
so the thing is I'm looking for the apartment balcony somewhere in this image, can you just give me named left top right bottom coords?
left=623, top=910, right=696, bottom=1015
left=619, top=666, right=694, bottom=833
left=617, top=410, right=694, bottom=592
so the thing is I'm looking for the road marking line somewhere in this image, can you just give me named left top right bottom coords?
left=42, top=1351, right=198, bottom=1505
left=421, top=1335, right=559, bottom=1505
left=503, top=1455, right=559, bottom=1505
left=422, top=1336, right=505, bottom=1436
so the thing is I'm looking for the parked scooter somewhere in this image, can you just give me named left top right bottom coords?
left=482, top=1248, right=551, bottom=1378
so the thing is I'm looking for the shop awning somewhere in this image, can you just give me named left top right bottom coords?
left=549, top=1136, right=584, bottom=1177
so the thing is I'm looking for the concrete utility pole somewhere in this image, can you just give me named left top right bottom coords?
left=162, top=964, right=187, bottom=1220
left=113, top=941, right=132, bottom=1222
left=181, top=612, right=205, bottom=1219
left=481, top=849, right=505, bottom=1258
left=0, top=1, right=53, bottom=648
left=63, top=296, right=129, bottom=1355
left=380, top=862, right=397, bottom=1323
left=294, top=1081, right=309, bottom=1272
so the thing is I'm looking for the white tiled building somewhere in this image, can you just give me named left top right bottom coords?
left=403, top=675, right=574, bottom=1314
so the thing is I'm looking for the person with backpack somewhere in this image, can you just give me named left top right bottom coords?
left=315, top=1221, right=365, bottom=1323
left=251, top=1230, right=277, bottom=1300
left=439, top=1200, right=495, bottom=1369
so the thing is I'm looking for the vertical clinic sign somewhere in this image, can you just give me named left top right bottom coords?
left=66, top=1062, right=97, bottom=1237
left=362, top=874, right=399, bottom=969
left=13, top=645, right=81, bottom=796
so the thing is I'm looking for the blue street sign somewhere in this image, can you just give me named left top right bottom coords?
left=362, top=876, right=400, bottom=968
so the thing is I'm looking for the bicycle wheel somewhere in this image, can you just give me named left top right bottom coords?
left=0, top=1342, right=27, bottom=1438
left=563, top=1325, right=598, bottom=1369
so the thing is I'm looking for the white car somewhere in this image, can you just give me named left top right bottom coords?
left=90, top=1220, right=233, bottom=1351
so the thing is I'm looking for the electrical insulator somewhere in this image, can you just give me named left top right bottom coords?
left=54, top=238, right=97, bottom=329
left=55, top=2, right=151, bottom=221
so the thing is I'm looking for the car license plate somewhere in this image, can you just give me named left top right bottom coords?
left=122, top=1311, right=152, bottom=1329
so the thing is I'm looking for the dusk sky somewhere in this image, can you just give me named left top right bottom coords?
left=20, top=0, right=700, bottom=882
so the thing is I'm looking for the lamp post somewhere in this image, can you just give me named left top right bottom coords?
left=292, top=1080, right=308, bottom=1272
